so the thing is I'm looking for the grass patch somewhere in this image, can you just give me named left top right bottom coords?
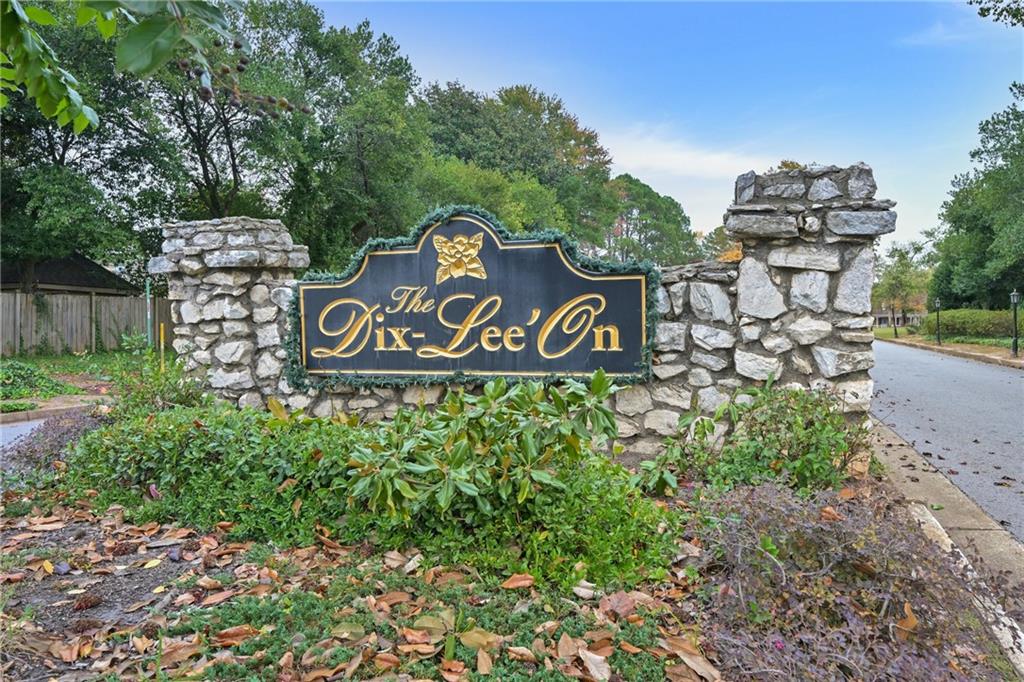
left=10, top=351, right=132, bottom=381
left=0, top=401, right=38, bottom=413
left=152, top=555, right=668, bottom=680
left=919, top=334, right=1014, bottom=349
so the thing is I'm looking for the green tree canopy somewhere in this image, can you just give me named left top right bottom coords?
left=3, top=0, right=696, bottom=283
left=930, top=83, right=1024, bottom=309
left=604, top=174, right=701, bottom=265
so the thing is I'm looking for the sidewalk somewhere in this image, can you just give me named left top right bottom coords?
left=871, top=422, right=1024, bottom=584
left=876, top=336, right=1023, bottom=370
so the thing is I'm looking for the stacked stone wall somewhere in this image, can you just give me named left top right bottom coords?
left=150, top=164, right=895, bottom=456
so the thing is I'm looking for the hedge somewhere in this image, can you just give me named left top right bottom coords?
left=919, top=308, right=1023, bottom=337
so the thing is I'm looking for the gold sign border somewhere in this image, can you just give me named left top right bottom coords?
left=298, top=213, right=647, bottom=377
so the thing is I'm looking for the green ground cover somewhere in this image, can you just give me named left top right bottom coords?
left=0, top=359, right=81, bottom=400
left=0, top=400, right=38, bottom=413
left=1, top=358, right=1016, bottom=681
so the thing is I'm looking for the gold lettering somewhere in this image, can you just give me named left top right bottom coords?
left=386, top=285, right=435, bottom=314
left=537, top=294, right=606, bottom=359
left=592, top=324, right=622, bottom=351
left=386, top=286, right=415, bottom=313
left=503, top=326, right=525, bottom=351
left=481, top=325, right=503, bottom=351
left=312, top=298, right=378, bottom=358
left=418, top=294, right=502, bottom=359
left=387, top=327, right=412, bottom=351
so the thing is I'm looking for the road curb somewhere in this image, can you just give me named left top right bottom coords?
left=871, top=422, right=1024, bottom=676
left=876, top=336, right=1023, bottom=370
left=906, top=502, right=1024, bottom=678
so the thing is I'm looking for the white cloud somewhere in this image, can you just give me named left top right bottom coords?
left=898, top=20, right=979, bottom=46
left=602, top=125, right=775, bottom=231
left=603, top=125, right=773, bottom=181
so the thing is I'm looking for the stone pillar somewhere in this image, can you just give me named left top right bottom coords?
left=148, top=217, right=309, bottom=409
left=723, top=163, right=895, bottom=411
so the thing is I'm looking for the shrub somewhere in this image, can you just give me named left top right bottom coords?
left=634, top=381, right=863, bottom=495
left=919, top=308, right=1023, bottom=337
left=64, top=372, right=676, bottom=587
left=119, top=331, right=149, bottom=355
left=109, top=353, right=208, bottom=418
left=687, top=484, right=1016, bottom=680
left=0, top=360, right=79, bottom=400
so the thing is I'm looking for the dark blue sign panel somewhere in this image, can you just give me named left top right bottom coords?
left=298, top=213, right=647, bottom=378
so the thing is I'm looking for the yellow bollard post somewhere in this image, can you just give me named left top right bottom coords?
left=159, top=323, right=166, bottom=373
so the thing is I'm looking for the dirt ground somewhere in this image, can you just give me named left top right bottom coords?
left=1, top=505, right=254, bottom=681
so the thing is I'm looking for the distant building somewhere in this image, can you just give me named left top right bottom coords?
left=873, top=292, right=927, bottom=328
left=1, top=253, right=139, bottom=296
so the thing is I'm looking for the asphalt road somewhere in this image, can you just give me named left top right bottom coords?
left=871, top=341, right=1024, bottom=541
left=0, top=419, right=43, bottom=449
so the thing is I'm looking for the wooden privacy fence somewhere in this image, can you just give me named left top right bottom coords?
left=0, top=292, right=172, bottom=356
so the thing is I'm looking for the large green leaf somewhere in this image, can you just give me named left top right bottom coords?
left=115, top=14, right=182, bottom=76
left=22, top=5, right=56, bottom=25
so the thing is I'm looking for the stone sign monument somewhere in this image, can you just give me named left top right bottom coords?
left=150, top=163, right=895, bottom=457
left=297, top=213, right=649, bottom=380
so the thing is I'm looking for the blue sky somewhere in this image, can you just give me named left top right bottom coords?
left=317, top=2, right=1021, bottom=246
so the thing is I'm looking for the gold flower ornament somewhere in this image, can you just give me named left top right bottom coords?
left=434, top=233, right=487, bottom=284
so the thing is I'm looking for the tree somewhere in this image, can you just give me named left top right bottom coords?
left=605, top=174, right=701, bottom=265
left=0, top=6, right=175, bottom=291
left=699, top=225, right=735, bottom=260
left=930, top=83, right=1024, bottom=309
left=1, top=0, right=247, bottom=131
left=413, top=155, right=568, bottom=233
left=874, top=243, right=930, bottom=337
left=420, top=81, right=619, bottom=245
left=969, top=0, right=1024, bottom=26
left=0, top=165, right=130, bottom=291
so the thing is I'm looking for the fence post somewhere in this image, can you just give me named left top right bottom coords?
left=13, top=293, right=21, bottom=355
left=145, top=279, right=153, bottom=348
left=90, top=291, right=97, bottom=353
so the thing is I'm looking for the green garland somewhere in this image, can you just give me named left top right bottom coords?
left=283, top=205, right=660, bottom=391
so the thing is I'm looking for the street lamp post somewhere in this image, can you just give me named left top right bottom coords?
left=935, top=298, right=941, bottom=345
left=1012, top=289, right=1020, bottom=358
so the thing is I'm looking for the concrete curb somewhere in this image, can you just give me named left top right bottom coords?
left=876, top=336, right=1023, bottom=370
left=907, top=502, right=1024, bottom=678
left=871, top=422, right=1024, bottom=677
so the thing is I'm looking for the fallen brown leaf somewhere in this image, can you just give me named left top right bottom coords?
left=200, top=589, right=237, bottom=606
left=619, top=640, right=643, bottom=654
left=819, top=506, right=844, bottom=522
left=374, top=652, right=400, bottom=670
left=579, top=648, right=611, bottom=681
left=159, top=640, right=203, bottom=667
left=477, top=649, right=493, bottom=675
left=557, top=632, right=577, bottom=660
left=500, top=573, right=535, bottom=590
left=661, top=636, right=721, bottom=681
left=214, top=624, right=260, bottom=647
left=896, top=602, right=919, bottom=641
left=507, top=645, right=537, bottom=662
left=598, top=591, right=636, bottom=619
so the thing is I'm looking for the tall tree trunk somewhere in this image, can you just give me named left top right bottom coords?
left=890, top=306, right=898, bottom=338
